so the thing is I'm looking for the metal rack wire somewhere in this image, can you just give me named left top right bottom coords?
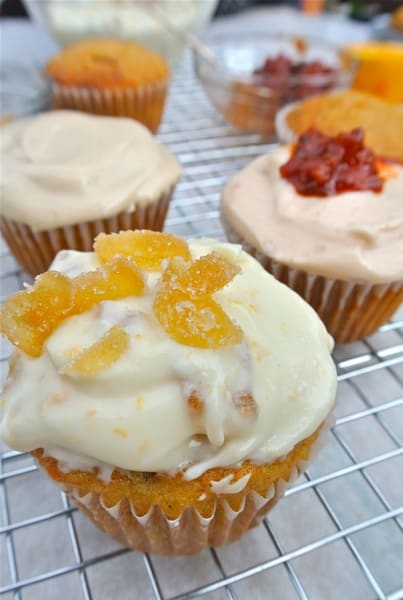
left=1, top=58, right=402, bottom=600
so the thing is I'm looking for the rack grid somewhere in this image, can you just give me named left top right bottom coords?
left=1, top=58, right=402, bottom=600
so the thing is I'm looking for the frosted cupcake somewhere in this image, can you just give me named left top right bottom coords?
left=46, top=38, right=170, bottom=133
left=0, top=230, right=336, bottom=555
left=0, top=111, right=181, bottom=277
left=221, top=128, right=403, bottom=343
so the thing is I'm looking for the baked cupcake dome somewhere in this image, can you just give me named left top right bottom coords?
left=221, top=141, right=403, bottom=343
left=0, top=111, right=181, bottom=277
left=275, top=90, right=403, bottom=163
left=46, top=38, right=170, bottom=132
left=0, top=231, right=336, bottom=555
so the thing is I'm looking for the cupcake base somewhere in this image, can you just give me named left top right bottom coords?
left=51, top=79, right=169, bottom=133
left=222, top=219, right=403, bottom=344
left=1, top=189, right=173, bottom=278
left=33, top=420, right=330, bottom=556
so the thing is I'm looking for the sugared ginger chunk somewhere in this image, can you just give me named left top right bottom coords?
left=0, top=272, right=73, bottom=357
left=94, top=230, right=191, bottom=270
left=73, top=258, right=145, bottom=313
left=162, top=252, right=240, bottom=296
left=154, top=290, right=243, bottom=349
left=0, top=258, right=144, bottom=358
left=61, top=326, right=129, bottom=376
left=154, top=252, right=243, bottom=349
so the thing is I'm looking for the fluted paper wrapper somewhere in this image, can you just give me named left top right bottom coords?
left=1, top=189, right=173, bottom=278
left=222, top=217, right=403, bottom=344
left=40, top=419, right=332, bottom=557
left=51, top=79, right=169, bottom=133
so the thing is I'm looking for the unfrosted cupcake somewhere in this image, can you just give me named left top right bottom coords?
left=0, top=230, right=336, bottom=555
left=0, top=111, right=181, bottom=277
left=221, top=128, right=403, bottom=343
left=46, top=38, right=170, bottom=132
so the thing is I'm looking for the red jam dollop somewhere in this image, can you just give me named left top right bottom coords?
left=279, top=127, right=384, bottom=197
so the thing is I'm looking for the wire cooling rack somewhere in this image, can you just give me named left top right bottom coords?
left=1, top=56, right=403, bottom=600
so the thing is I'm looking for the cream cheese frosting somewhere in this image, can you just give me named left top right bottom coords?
left=221, top=147, right=403, bottom=284
left=1, top=111, right=181, bottom=231
left=0, top=239, right=336, bottom=480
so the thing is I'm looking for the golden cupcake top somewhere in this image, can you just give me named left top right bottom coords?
left=276, top=90, right=403, bottom=163
left=46, top=38, right=169, bottom=88
left=0, top=231, right=336, bottom=480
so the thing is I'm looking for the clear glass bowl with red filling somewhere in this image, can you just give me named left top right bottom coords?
left=194, top=32, right=358, bottom=136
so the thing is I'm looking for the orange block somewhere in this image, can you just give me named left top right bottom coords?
left=348, top=42, right=403, bottom=104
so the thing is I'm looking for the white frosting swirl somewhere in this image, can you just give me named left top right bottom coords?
left=1, top=111, right=181, bottom=232
left=0, top=239, right=336, bottom=480
left=221, top=147, right=403, bottom=284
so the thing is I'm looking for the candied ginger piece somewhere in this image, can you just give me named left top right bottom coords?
left=61, top=325, right=129, bottom=376
left=154, top=289, right=243, bottom=349
left=94, top=230, right=191, bottom=270
left=0, top=272, right=73, bottom=358
left=0, top=259, right=144, bottom=358
left=154, top=251, right=243, bottom=349
left=162, top=252, right=240, bottom=296
left=72, top=258, right=145, bottom=313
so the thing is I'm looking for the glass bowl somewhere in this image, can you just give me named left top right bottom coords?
left=23, top=0, right=219, bottom=68
left=194, top=32, right=358, bottom=136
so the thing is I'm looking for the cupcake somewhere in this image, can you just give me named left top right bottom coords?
left=46, top=38, right=170, bottom=132
left=221, top=128, right=403, bottom=344
left=0, top=111, right=181, bottom=277
left=0, top=230, right=336, bottom=556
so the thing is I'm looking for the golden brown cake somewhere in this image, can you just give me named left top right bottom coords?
left=0, top=231, right=336, bottom=555
left=46, top=38, right=170, bottom=132
left=275, top=90, right=403, bottom=163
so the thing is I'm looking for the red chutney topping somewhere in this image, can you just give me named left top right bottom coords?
left=279, top=127, right=384, bottom=197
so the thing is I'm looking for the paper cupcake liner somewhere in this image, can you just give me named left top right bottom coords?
left=222, top=218, right=403, bottom=344
left=51, top=78, right=169, bottom=133
left=0, top=188, right=173, bottom=278
left=39, top=418, right=332, bottom=556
